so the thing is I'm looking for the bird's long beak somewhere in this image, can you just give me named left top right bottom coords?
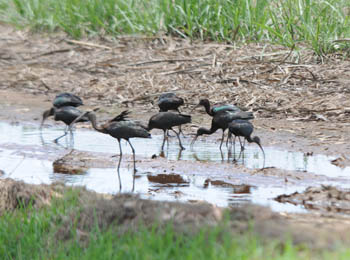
left=190, top=104, right=201, bottom=113
left=190, top=136, right=198, bottom=149
left=68, top=111, right=90, bottom=132
left=257, top=143, right=266, bottom=169
left=40, top=110, right=51, bottom=130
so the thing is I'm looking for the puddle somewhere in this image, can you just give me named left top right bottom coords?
left=0, top=148, right=306, bottom=212
left=1, top=122, right=349, bottom=177
left=0, top=121, right=349, bottom=213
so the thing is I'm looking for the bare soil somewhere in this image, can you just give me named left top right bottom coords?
left=2, top=23, right=350, bottom=247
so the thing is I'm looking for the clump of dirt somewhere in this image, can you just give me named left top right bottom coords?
left=0, top=178, right=59, bottom=213
left=275, top=185, right=350, bottom=214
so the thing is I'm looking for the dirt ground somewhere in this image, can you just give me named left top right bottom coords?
left=2, top=23, right=350, bottom=247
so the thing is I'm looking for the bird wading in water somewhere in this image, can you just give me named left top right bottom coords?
left=157, top=92, right=186, bottom=137
left=191, top=110, right=254, bottom=150
left=228, top=119, right=265, bottom=167
left=147, top=112, right=191, bottom=151
left=70, top=110, right=150, bottom=176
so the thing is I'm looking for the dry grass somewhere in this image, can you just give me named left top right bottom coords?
left=1, top=25, right=350, bottom=122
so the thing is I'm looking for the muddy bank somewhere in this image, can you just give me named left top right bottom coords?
left=276, top=186, right=350, bottom=214
left=0, top=178, right=349, bottom=248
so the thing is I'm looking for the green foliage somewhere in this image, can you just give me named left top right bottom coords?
left=1, top=0, right=350, bottom=54
left=0, top=188, right=347, bottom=259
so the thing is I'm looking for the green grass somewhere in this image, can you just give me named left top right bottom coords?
left=0, top=188, right=348, bottom=259
left=0, top=0, right=349, bottom=55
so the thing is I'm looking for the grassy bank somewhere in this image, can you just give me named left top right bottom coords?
left=0, top=0, right=349, bottom=55
left=0, top=188, right=347, bottom=259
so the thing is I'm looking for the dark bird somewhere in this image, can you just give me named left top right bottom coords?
left=191, top=110, right=254, bottom=150
left=158, top=92, right=186, bottom=136
left=147, top=112, right=191, bottom=151
left=41, top=92, right=84, bottom=128
left=70, top=110, right=151, bottom=174
left=53, top=92, right=83, bottom=108
left=228, top=119, right=265, bottom=166
left=192, top=98, right=241, bottom=117
left=157, top=92, right=184, bottom=112
left=41, top=106, right=89, bottom=143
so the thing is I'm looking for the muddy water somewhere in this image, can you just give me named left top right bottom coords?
left=0, top=122, right=349, bottom=212
left=2, top=122, right=349, bottom=177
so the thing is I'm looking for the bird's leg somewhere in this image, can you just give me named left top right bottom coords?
left=171, top=128, right=185, bottom=150
left=161, top=130, right=166, bottom=151
left=238, top=137, right=244, bottom=151
left=117, top=140, right=122, bottom=191
left=226, top=132, right=231, bottom=147
left=127, top=139, right=137, bottom=173
left=178, top=125, right=186, bottom=138
left=53, top=126, right=69, bottom=143
left=219, top=130, right=225, bottom=150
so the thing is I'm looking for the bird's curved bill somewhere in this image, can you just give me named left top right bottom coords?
left=258, top=143, right=266, bottom=168
left=190, top=136, right=198, bottom=149
left=190, top=104, right=201, bottom=113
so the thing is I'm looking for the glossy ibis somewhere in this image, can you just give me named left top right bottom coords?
left=228, top=119, right=265, bottom=165
left=157, top=92, right=184, bottom=112
left=192, top=98, right=241, bottom=116
left=53, top=92, right=83, bottom=108
left=147, top=112, right=191, bottom=151
left=191, top=110, right=254, bottom=150
left=70, top=110, right=150, bottom=174
left=41, top=93, right=83, bottom=126
left=41, top=106, right=89, bottom=143
left=158, top=92, right=186, bottom=136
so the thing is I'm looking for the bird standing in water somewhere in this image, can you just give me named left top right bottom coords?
left=191, top=110, right=254, bottom=150
left=41, top=106, right=89, bottom=143
left=41, top=93, right=85, bottom=142
left=70, top=110, right=150, bottom=174
left=228, top=119, right=265, bottom=166
left=157, top=92, right=186, bottom=136
left=148, top=112, right=191, bottom=151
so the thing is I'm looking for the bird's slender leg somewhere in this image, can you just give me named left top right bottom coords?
left=117, top=140, right=122, bottom=191
left=178, top=125, right=185, bottom=138
left=161, top=130, right=167, bottom=151
left=226, top=132, right=232, bottom=147
left=238, top=137, right=244, bottom=151
left=53, top=126, right=69, bottom=143
left=171, top=128, right=185, bottom=150
left=219, top=130, right=225, bottom=150
left=127, top=139, right=137, bottom=173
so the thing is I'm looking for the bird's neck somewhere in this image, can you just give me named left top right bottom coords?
left=246, top=135, right=253, bottom=143
left=203, top=102, right=213, bottom=116
left=89, top=115, right=106, bottom=134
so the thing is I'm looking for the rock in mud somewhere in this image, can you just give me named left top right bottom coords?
left=53, top=150, right=91, bottom=174
left=275, top=185, right=350, bottom=214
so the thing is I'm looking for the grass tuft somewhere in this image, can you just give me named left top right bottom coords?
left=0, top=0, right=349, bottom=54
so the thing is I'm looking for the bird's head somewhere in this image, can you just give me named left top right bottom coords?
left=190, top=127, right=206, bottom=148
left=252, top=136, right=261, bottom=145
left=40, top=107, right=55, bottom=128
left=191, top=99, right=209, bottom=113
left=199, top=99, right=209, bottom=107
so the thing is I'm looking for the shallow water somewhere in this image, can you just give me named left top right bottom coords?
left=2, top=122, right=349, bottom=177
left=0, top=122, right=349, bottom=213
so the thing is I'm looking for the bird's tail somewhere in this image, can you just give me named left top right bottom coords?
left=109, top=110, right=131, bottom=122
left=180, top=114, right=192, bottom=123
left=234, top=111, right=254, bottom=120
